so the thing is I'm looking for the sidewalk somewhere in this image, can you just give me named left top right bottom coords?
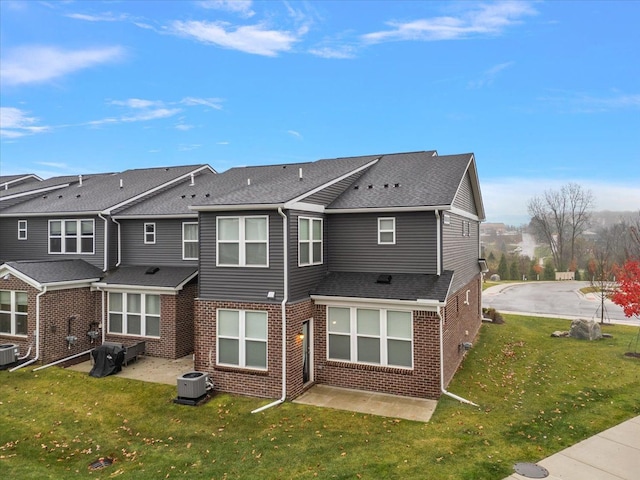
left=503, top=415, right=640, bottom=480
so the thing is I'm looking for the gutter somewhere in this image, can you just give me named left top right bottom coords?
left=437, top=307, right=478, bottom=407
left=11, top=286, right=47, bottom=372
left=252, top=206, right=288, bottom=413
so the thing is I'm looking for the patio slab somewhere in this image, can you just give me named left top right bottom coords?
left=293, top=384, right=438, bottom=422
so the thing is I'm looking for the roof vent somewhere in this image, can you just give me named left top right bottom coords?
left=354, top=185, right=359, bottom=190
left=394, top=183, right=400, bottom=188
left=58, top=195, right=63, bottom=199
left=367, top=185, right=373, bottom=189
left=190, top=173, right=195, bottom=186
left=145, top=267, right=160, bottom=275
left=119, top=179, right=124, bottom=189
left=299, top=167, right=303, bottom=180
left=247, top=178, right=251, bottom=186
left=376, top=274, right=392, bottom=284
left=384, top=184, right=389, bottom=188
left=205, top=193, right=210, bottom=198
left=191, top=194, right=196, bottom=198
left=76, top=194, right=81, bottom=198
left=78, top=174, right=83, bottom=186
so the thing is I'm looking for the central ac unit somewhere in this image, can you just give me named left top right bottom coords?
left=177, top=371, right=208, bottom=399
left=0, top=344, right=19, bottom=366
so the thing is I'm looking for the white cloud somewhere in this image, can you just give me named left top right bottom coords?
left=197, top=0, right=255, bottom=18
left=287, top=130, right=303, bottom=140
left=36, top=161, right=69, bottom=169
left=168, top=20, right=299, bottom=56
left=0, top=107, right=50, bottom=138
left=482, top=177, right=640, bottom=225
left=0, top=45, right=125, bottom=86
left=178, top=144, right=202, bottom=151
left=121, top=108, right=181, bottom=122
left=181, top=97, right=224, bottom=110
left=65, top=12, right=129, bottom=22
left=111, top=99, right=163, bottom=109
left=539, top=91, right=640, bottom=113
left=362, top=1, right=537, bottom=44
left=468, top=61, right=514, bottom=89
left=309, top=45, right=357, bottom=59
left=175, top=124, right=194, bottom=131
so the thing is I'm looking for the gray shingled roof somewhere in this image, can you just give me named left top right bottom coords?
left=191, top=155, right=379, bottom=207
left=4, top=259, right=103, bottom=285
left=311, top=270, right=454, bottom=302
left=98, top=265, right=197, bottom=288
left=0, top=175, right=80, bottom=200
left=0, top=174, right=42, bottom=188
left=327, top=152, right=473, bottom=210
left=0, top=165, right=208, bottom=214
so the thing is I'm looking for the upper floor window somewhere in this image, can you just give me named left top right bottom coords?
left=108, top=292, right=160, bottom=337
left=0, top=290, right=28, bottom=336
left=49, top=219, right=94, bottom=254
left=182, top=222, right=198, bottom=260
left=144, top=223, right=156, bottom=245
left=217, top=216, right=268, bottom=267
left=327, top=306, right=412, bottom=368
left=18, top=220, right=27, bottom=240
left=299, top=217, right=323, bottom=266
left=217, top=309, right=268, bottom=370
left=378, top=217, right=396, bottom=245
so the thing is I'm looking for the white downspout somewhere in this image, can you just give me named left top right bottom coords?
left=95, top=286, right=106, bottom=343
left=98, top=213, right=110, bottom=271
left=437, top=306, right=478, bottom=406
left=11, top=286, right=47, bottom=372
left=435, top=210, right=441, bottom=275
left=252, top=207, right=288, bottom=413
left=111, top=218, right=122, bottom=267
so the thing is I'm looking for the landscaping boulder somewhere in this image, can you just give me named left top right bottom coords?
left=569, top=319, right=602, bottom=341
left=490, top=274, right=501, bottom=281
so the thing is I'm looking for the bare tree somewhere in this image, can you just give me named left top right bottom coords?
left=589, top=226, right=620, bottom=324
left=527, top=183, right=594, bottom=271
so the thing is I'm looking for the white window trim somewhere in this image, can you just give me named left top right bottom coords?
left=216, top=309, right=268, bottom=370
left=0, top=290, right=28, bottom=336
left=182, top=222, right=198, bottom=260
left=107, top=291, right=161, bottom=338
left=144, top=222, right=156, bottom=245
left=216, top=216, right=269, bottom=267
left=298, top=217, right=323, bottom=267
left=48, top=219, right=95, bottom=254
left=18, top=220, right=28, bottom=240
left=326, top=306, right=413, bottom=369
left=378, top=217, right=396, bottom=245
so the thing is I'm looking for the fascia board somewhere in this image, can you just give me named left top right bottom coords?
left=0, top=211, right=102, bottom=218
left=43, top=279, right=102, bottom=290
left=310, top=295, right=442, bottom=310
left=92, top=282, right=179, bottom=294
left=0, top=264, right=43, bottom=290
left=112, top=214, right=198, bottom=220
left=0, top=174, right=43, bottom=188
left=176, top=270, right=199, bottom=290
left=102, top=165, right=212, bottom=215
left=449, top=207, right=480, bottom=222
left=283, top=201, right=325, bottom=213
left=286, top=157, right=380, bottom=204
left=0, top=183, right=71, bottom=202
left=325, top=205, right=450, bottom=214
left=452, top=154, right=486, bottom=221
left=189, top=203, right=283, bottom=212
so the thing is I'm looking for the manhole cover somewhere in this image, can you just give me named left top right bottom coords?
left=88, top=457, right=114, bottom=470
left=513, top=462, right=549, bottom=478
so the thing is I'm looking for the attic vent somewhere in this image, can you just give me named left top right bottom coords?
left=181, top=195, right=186, bottom=199
left=43, top=195, right=48, bottom=199
left=394, top=183, right=400, bottom=188
left=354, top=185, right=359, bottom=190
left=58, top=195, right=63, bottom=199
left=191, top=194, right=196, bottom=198
left=367, top=185, right=373, bottom=189
left=145, top=267, right=160, bottom=275
left=376, top=274, right=392, bottom=284
left=205, top=193, right=210, bottom=198
left=76, top=194, right=81, bottom=198
left=384, top=184, right=389, bottom=188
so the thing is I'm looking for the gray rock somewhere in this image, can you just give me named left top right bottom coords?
left=569, top=319, right=603, bottom=340
left=490, top=274, right=501, bottom=281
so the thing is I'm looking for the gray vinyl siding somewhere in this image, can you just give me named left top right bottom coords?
left=304, top=170, right=366, bottom=206
left=119, top=218, right=198, bottom=267
left=327, top=211, right=438, bottom=274
left=0, top=216, right=105, bottom=269
left=452, top=171, right=477, bottom=215
left=198, top=210, right=284, bottom=302
left=288, top=210, right=328, bottom=301
left=442, top=213, right=480, bottom=292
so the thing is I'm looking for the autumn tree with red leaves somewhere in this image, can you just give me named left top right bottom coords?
left=612, top=260, right=640, bottom=319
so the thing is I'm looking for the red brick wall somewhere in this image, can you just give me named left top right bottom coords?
left=0, top=275, right=40, bottom=359
left=442, top=274, right=482, bottom=388
left=284, top=299, right=314, bottom=399
left=194, top=299, right=284, bottom=398
left=313, top=304, right=443, bottom=399
left=105, top=282, right=197, bottom=359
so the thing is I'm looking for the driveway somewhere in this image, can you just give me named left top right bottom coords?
left=483, top=281, right=637, bottom=325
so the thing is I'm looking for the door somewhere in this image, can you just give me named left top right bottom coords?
left=302, top=319, right=312, bottom=384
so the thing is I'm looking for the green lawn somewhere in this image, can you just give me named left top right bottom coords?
left=1, top=315, right=639, bottom=480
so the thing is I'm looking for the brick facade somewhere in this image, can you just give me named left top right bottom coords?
left=0, top=275, right=41, bottom=359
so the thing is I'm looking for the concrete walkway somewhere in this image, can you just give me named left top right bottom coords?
left=293, top=384, right=438, bottom=422
left=503, top=415, right=640, bottom=480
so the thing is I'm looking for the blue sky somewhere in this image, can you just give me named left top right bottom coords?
left=1, top=0, right=639, bottom=224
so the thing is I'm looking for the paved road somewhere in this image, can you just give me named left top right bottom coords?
left=483, top=281, right=638, bottom=325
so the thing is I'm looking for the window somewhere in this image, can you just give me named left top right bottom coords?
left=217, top=216, right=268, bottom=267
left=299, top=217, right=322, bottom=266
left=144, top=223, right=156, bottom=244
left=378, top=217, right=396, bottom=244
left=108, top=292, right=160, bottom=337
left=48, top=219, right=94, bottom=254
left=217, top=309, right=267, bottom=369
left=327, top=307, right=412, bottom=368
left=0, top=290, right=28, bottom=336
left=182, top=222, right=198, bottom=260
left=18, top=220, right=27, bottom=240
